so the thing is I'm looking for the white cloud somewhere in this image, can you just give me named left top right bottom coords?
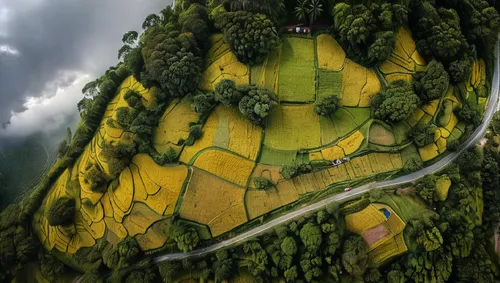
left=0, top=72, right=89, bottom=137
left=0, top=44, right=19, bottom=56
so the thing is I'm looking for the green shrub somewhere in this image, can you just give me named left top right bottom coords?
left=252, top=177, right=275, bottom=190
left=46, top=197, right=76, bottom=226
left=314, top=95, right=341, bottom=116
left=282, top=163, right=313, bottom=179
left=214, top=79, right=243, bottom=106
left=372, top=80, right=419, bottom=123
left=412, top=124, right=438, bottom=147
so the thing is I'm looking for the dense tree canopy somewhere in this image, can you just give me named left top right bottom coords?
left=372, top=80, right=420, bottom=123
left=215, top=11, right=279, bottom=65
left=332, top=3, right=407, bottom=66
left=314, top=95, right=341, bottom=116
left=46, top=197, right=76, bottom=226
left=413, top=60, right=450, bottom=102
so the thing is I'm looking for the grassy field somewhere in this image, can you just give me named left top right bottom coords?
left=251, top=47, right=281, bottom=93
left=264, top=104, right=321, bottom=150
left=278, top=37, right=316, bottom=102
left=317, top=69, right=342, bottom=100
left=369, top=122, right=396, bottom=146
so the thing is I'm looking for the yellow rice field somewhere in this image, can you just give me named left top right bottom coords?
left=316, top=34, right=346, bottom=71
left=179, top=168, right=247, bottom=236
left=193, top=149, right=255, bottom=187
left=338, top=130, right=365, bottom=155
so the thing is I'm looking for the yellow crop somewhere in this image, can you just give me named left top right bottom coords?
left=338, top=130, right=365, bottom=155
left=341, top=59, right=365, bottom=106
left=154, top=97, right=200, bottom=152
left=435, top=176, right=451, bottom=201
left=419, top=143, right=440, bottom=162
left=345, top=204, right=387, bottom=234
left=359, top=69, right=381, bottom=107
left=123, top=203, right=163, bottom=236
left=316, top=34, right=346, bottom=71
left=193, top=149, right=255, bottom=187
left=135, top=219, right=171, bottom=250
left=104, top=217, right=128, bottom=239
left=180, top=168, right=247, bottom=236
left=199, top=51, right=249, bottom=91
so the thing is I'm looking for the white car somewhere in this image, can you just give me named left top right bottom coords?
left=344, top=187, right=352, bottom=192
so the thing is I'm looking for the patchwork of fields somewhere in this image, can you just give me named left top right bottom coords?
left=34, top=26, right=489, bottom=257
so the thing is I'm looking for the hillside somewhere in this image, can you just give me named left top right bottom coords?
left=1, top=0, right=500, bottom=282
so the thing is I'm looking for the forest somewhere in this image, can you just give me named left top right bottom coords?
left=0, top=0, right=499, bottom=282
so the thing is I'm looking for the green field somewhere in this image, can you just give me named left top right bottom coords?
left=317, top=69, right=342, bottom=100
left=278, top=37, right=316, bottom=102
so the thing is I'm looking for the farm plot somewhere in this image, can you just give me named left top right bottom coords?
left=193, top=149, right=255, bottom=187
left=369, top=122, right=396, bottom=146
left=378, top=27, right=426, bottom=83
left=179, top=168, right=247, bottom=237
left=317, top=69, right=342, bottom=100
left=316, top=34, right=346, bottom=71
left=264, top=104, right=321, bottom=150
left=154, top=97, right=200, bottom=154
left=341, top=59, right=381, bottom=107
left=180, top=106, right=262, bottom=163
left=278, top=37, right=316, bottom=102
left=199, top=35, right=249, bottom=91
left=251, top=47, right=281, bottom=93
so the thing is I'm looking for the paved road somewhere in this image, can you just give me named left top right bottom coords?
left=74, top=40, right=499, bottom=282
left=152, top=39, right=500, bottom=263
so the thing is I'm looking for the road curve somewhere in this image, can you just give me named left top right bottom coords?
left=74, top=39, right=499, bottom=282
left=152, top=38, right=500, bottom=263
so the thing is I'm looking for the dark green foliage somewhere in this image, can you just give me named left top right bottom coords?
left=143, top=32, right=202, bottom=97
left=125, top=268, right=157, bottom=283
left=280, top=237, right=297, bottom=256
left=442, top=0, right=500, bottom=41
left=332, top=3, right=407, bottom=66
left=448, top=54, right=473, bottom=83
left=314, top=95, right=341, bottom=116
left=100, top=142, right=137, bottom=178
left=299, top=223, right=322, bottom=252
left=282, top=163, right=312, bottom=179
left=213, top=249, right=234, bottom=280
left=46, top=196, right=76, bottom=226
left=238, top=85, right=278, bottom=125
left=158, top=261, right=180, bottom=282
left=214, top=79, right=243, bottom=106
left=372, top=80, right=420, bottom=123
left=192, top=92, right=216, bottom=114
left=341, top=235, right=368, bottom=278
left=122, top=31, right=139, bottom=45
left=240, top=241, right=268, bottom=277
left=300, top=251, right=323, bottom=282
left=124, top=90, right=142, bottom=109
left=413, top=60, right=450, bottom=102
left=412, top=124, right=438, bottom=147
left=447, top=138, right=459, bottom=151
left=215, top=11, right=279, bottom=65
left=58, top=139, right=69, bottom=158
left=295, top=0, right=325, bottom=27
left=189, top=124, right=203, bottom=140
left=227, top=0, right=285, bottom=22
left=410, top=1, right=469, bottom=62
left=179, top=4, right=210, bottom=49
left=81, top=273, right=104, bottom=283
left=455, top=104, right=481, bottom=127
left=118, top=237, right=141, bottom=263
left=453, top=241, right=497, bottom=282
left=40, top=254, right=66, bottom=282
left=170, top=222, right=200, bottom=252
left=415, top=175, right=437, bottom=204
left=252, top=177, right=275, bottom=190
left=364, top=268, right=382, bottom=283
left=482, top=150, right=500, bottom=225
left=84, top=163, right=108, bottom=193
left=404, top=247, right=452, bottom=283
left=491, top=111, right=500, bottom=134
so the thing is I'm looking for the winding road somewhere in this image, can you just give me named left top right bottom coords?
left=74, top=40, right=499, bottom=282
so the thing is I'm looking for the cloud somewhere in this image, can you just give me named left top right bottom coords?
left=0, top=71, right=88, bottom=137
left=0, top=0, right=171, bottom=139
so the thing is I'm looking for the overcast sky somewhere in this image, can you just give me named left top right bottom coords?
left=0, top=0, right=171, bottom=140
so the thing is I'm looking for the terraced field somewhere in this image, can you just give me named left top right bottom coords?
left=34, top=27, right=489, bottom=257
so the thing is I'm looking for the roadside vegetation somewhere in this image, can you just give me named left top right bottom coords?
left=0, top=0, right=499, bottom=282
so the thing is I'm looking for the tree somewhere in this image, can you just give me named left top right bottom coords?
left=314, top=95, right=341, bottom=116
left=332, top=3, right=407, bottom=66
left=280, top=236, right=297, bottom=256
left=307, top=0, right=324, bottom=27
left=412, top=124, right=438, bottom=147
left=413, top=60, right=450, bottom=102
left=372, top=80, right=420, bottom=123
left=142, top=14, right=161, bottom=30
left=415, top=175, right=437, bottom=204
left=405, top=247, right=453, bottom=283
left=117, top=237, right=140, bottom=263
left=46, top=197, right=76, bottom=226
left=252, top=177, right=275, bottom=190
left=158, top=261, right=180, bottom=282
left=214, top=79, right=243, bottom=106
left=213, top=249, right=234, bottom=280
left=491, top=111, right=500, bottom=134
left=191, top=92, right=216, bottom=114
left=40, top=254, right=66, bottom=282
left=170, top=223, right=200, bottom=252
left=284, top=266, right=299, bottom=282
left=238, top=85, right=278, bottom=125
left=122, top=31, right=139, bottom=45
left=58, top=139, right=68, bottom=158
left=143, top=32, right=202, bottom=97
left=240, top=241, right=268, bottom=277
left=299, top=223, right=322, bottom=252
left=300, top=251, right=323, bottom=282
left=215, top=11, right=279, bottom=65
left=341, top=235, right=368, bottom=278
left=448, top=55, right=473, bottom=83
